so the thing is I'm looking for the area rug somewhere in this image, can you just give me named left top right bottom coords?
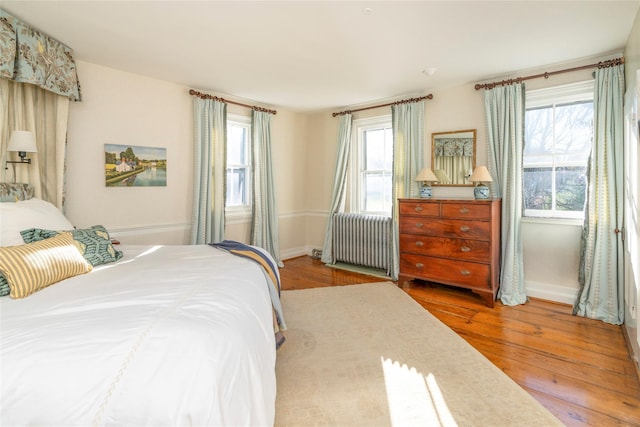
left=275, top=282, right=562, bottom=426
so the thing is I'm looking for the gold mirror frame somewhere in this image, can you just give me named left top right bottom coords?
left=431, top=129, right=476, bottom=187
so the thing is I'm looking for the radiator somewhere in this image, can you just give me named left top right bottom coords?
left=332, top=213, right=391, bottom=271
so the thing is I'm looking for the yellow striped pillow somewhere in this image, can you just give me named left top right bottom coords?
left=0, top=232, right=92, bottom=299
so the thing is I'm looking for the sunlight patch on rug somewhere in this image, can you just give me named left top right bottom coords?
left=381, top=357, right=457, bottom=427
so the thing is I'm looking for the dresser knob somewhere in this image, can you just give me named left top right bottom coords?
left=460, top=246, right=471, bottom=252
left=415, top=263, right=424, bottom=269
left=415, top=206, right=423, bottom=212
left=460, top=226, right=470, bottom=232
left=415, top=241, right=424, bottom=247
left=460, top=270, right=471, bottom=276
left=459, top=208, right=470, bottom=214
left=415, top=223, right=424, bottom=228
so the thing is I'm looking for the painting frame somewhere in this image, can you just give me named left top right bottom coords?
left=104, top=144, right=167, bottom=187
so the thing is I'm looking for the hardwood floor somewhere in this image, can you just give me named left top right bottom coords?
left=280, top=256, right=640, bottom=427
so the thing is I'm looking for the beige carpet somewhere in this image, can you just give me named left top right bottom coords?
left=275, top=282, right=563, bottom=426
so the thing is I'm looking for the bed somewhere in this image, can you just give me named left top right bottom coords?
left=0, top=185, right=283, bottom=426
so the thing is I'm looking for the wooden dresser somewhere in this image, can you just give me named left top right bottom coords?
left=398, top=198, right=501, bottom=307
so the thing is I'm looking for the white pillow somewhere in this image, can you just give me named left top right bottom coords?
left=0, top=198, right=74, bottom=247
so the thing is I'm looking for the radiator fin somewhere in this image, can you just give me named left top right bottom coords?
left=332, top=213, right=391, bottom=271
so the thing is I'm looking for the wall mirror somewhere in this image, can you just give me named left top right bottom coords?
left=431, top=129, right=476, bottom=186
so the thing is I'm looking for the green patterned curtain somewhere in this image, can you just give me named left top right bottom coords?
left=574, top=63, right=625, bottom=325
left=191, top=98, right=226, bottom=244
left=0, top=9, right=81, bottom=100
left=321, top=114, right=352, bottom=265
left=251, top=110, right=283, bottom=267
left=484, top=83, right=527, bottom=305
left=390, top=101, right=424, bottom=281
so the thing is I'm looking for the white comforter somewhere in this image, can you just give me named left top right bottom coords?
left=0, top=245, right=277, bottom=426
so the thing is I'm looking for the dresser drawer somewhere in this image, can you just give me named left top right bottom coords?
left=400, top=254, right=491, bottom=289
left=399, top=201, right=440, bottom=217
left=442, top=203, right=492, bottom=220
left=399, top=217, right=491, bottom=240
left=399, top=234, right=491, bottom=263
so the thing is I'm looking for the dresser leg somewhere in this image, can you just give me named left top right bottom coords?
left=397, top=275, right=411, bottom=288
left=473, top=291, right=495, bottom=308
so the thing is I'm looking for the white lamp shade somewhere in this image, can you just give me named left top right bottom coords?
left=415, top=167, right=438, bottom=182
left=469, top=166, right=493, bottom=183
left=8, top=131, right=37, bottom=153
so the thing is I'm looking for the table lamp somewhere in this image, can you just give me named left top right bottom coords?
left=415, top=167, right=438, bottom=198
left=469, top=166, right=493, bottom=199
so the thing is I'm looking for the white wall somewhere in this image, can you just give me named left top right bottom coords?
left=624, top=7, right=640, bottom=371
left=66, top=61, right=309, bottom=256
left=66, top=61, right=193, bottom=244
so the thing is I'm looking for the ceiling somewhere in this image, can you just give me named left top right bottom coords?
left=2, top=1, right=639, bottom=112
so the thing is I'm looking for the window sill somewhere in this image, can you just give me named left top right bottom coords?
left=521, top=216, right=583, bottom=227
left=225, top=206, right=251, bottom=223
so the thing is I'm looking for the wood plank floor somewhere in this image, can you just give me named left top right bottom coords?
left=280, top=256, right=640, bottom=426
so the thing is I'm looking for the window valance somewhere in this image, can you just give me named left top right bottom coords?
left=434, top=138, right=474, bottom=157
left=0, top=9, right=81, bottom=100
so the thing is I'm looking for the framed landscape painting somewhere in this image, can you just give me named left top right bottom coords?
left=105, top=144, right=167, bottom=187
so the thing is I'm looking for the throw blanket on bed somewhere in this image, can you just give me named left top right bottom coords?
left=210, top=240, right=286, bottom=348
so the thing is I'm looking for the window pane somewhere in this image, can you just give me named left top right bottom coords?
left=364, top=129, right=387, bottom=170
left=525, top=108, right=553, bottom=155
left=363, top=172, right=391, bottom=213
left=228, top=125, right=247, bottom=164
left=554, top=102, right=593, bottom=154
left=555, top=166, right=587, bottom=211
left=524, top=167, right=552, bottom=210
left=226, top=167, right=246, bottom=206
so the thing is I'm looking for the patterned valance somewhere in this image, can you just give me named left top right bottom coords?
left=0, top=9, right=81, bottom=100
left=434, top=138, right=474, bottom=157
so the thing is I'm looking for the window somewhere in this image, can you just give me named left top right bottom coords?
left=226, top=115, right=251, bottom=212
left=351, top=116, right=393, bottom=216
left=524, top=82, right=594, bottom=219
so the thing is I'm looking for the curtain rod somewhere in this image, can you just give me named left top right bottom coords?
left=332, top=94, right=433, bottom=117
left=189, top=89, right=277, bottom=115
left=474, top=57, right=624, bottom=91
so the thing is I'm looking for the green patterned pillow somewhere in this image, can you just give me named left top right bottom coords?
left=21, top=225, right=123, bottom=266
left=0, top=274, right=10, bottom=297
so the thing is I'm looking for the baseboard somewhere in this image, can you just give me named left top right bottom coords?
left=524, top=280, right=579, bottom=305
left=623, top=324, right=640, bottom=384
left=281, top=246, right=313, bottom=260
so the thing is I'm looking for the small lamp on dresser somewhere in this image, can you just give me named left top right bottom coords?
left=415, top=167, right=439, bottom=198
left=469, top=166, right=493, bottom=199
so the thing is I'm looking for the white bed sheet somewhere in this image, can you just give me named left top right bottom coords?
left=0, top=244, right=277, bottom=426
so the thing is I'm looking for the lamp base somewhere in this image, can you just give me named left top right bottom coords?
left=419, top=185, right=433, bottom=198
left=474, top=185, right=490, bottom=199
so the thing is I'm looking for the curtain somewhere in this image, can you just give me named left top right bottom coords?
left=574, top=64, right=625, bottom=325
left=0, top=9, right=81, bottom=100
left=390, top=101, right=425, bottom=280
left=251, top=110, right=283, bottom=267
left=484, top=83, right=527, bottom=305
left=0, top=79, right=69, bottom=209
left=321, top=114, right=353, bottom=265
left=191, top=97, right=226, bottom=244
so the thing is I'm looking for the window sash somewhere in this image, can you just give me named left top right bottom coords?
left=226, top=116, right=251, bottom=212
left=523, top=82, right=593, bottom=220
left=351, top=116, right=393, bottom=216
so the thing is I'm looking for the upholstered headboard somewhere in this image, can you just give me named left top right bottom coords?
left=0, top=183, right=34, bottom=202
